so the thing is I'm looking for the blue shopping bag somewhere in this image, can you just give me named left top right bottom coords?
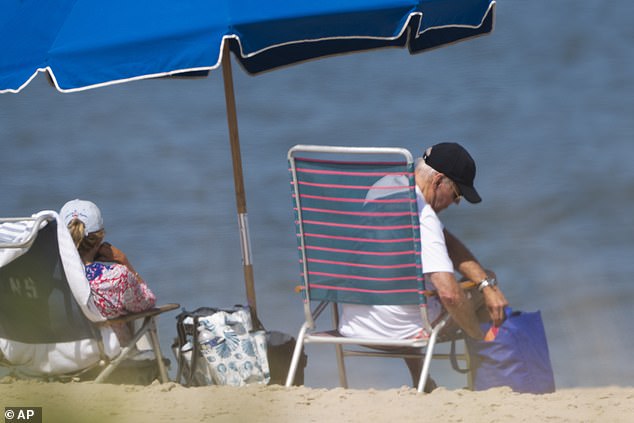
left=465, top=309, right=555, bottom=394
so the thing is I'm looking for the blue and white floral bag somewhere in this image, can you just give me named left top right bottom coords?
left=174, top=306, right=270, bottom=386
left=197, top=308, right=270, bottom=386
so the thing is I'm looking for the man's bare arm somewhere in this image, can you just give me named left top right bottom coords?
left=443, top=229, right=509, bottom=326
left=427, top=271, right=484, bottom=339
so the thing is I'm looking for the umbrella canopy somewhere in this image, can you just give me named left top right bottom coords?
left=1, top=0, right=494, bottom=93
left=0, top=0, right=496, bottom=319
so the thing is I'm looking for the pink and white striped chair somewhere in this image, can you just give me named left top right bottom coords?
left=285, top=145, right=470, bottom=392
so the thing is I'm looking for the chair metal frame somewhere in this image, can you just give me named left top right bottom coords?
left=285, top=145, right=469, bottom=392
left=0, top=212, right=178, bottom=383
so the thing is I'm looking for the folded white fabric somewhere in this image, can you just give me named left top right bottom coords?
left=0, top=210, right=120, bottom=375
left=0, top=213, right=41, bottom=267
left=0, top=210, right=103, bottom=322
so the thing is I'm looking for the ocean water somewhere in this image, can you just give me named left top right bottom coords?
left=1, top=0, right=633, bottom=389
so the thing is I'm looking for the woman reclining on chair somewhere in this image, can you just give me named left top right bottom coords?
left=61, top=199, right=156, bottom=345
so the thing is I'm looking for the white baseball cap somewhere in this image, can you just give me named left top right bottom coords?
left=60, top=199, right=104, bottom=236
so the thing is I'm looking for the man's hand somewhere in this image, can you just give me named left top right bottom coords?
left=429, top=272, right=485, bottom=340
left=482, top=286, right=509, bottom=327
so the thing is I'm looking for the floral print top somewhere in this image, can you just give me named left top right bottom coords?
left=85, top=262, right=156, bottom=319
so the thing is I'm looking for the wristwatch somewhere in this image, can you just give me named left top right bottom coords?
left=477, top=276, right=497, bottom=292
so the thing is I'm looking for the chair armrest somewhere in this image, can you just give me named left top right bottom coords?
left=98, top=303, right=180, bottom=326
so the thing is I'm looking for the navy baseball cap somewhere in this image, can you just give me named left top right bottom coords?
left=423, top=142, right=482, bottom=204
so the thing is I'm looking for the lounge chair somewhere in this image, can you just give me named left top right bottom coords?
left=0, top=211, right=178, bottom=383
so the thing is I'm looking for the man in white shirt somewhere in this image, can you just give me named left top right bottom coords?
left=339, top=142, right=508, bottom=388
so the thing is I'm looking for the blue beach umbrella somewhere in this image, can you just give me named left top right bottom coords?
left=0, top=0, right=496, bottom=318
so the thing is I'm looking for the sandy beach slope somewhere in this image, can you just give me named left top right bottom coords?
left=1, top=380, right=633, bottom=423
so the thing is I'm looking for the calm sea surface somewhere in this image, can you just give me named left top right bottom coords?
left=1, top=0, right=633, bottom=388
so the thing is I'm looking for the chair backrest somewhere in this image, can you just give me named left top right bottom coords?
left=288, top=145, right=426, bottom=308
left=0, top=218, right=97, bottom=344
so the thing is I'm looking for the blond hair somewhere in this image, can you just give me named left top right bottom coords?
left=67, top=219, right=105, bottom=256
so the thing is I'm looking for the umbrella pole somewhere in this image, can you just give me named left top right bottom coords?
left=221, top=42, right=258, bottom=321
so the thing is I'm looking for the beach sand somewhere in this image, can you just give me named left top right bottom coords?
left=1, top=380, right=632, bottom=423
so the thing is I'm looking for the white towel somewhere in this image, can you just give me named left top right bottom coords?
left=0, top=211, right=120, bottom=374
left=0, top=210, right=104, bottom=321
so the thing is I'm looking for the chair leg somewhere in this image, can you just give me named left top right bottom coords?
left=147, top=317, right=169, bottom=383
left=417, top=337, right=435, bottom=392
left=335, top=344, right=348, bottom=388
left=95, top=317, right=165, bottom=384
left=330, top=303, right=348, bottom=388
left=285, top=323, right=309, bottom=387
left=417, top=318, right=448, bottom=393
left=94, top=340, right=141, bottom=383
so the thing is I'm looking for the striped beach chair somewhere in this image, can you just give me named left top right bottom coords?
left=285, top=145, right=467, bottom=392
